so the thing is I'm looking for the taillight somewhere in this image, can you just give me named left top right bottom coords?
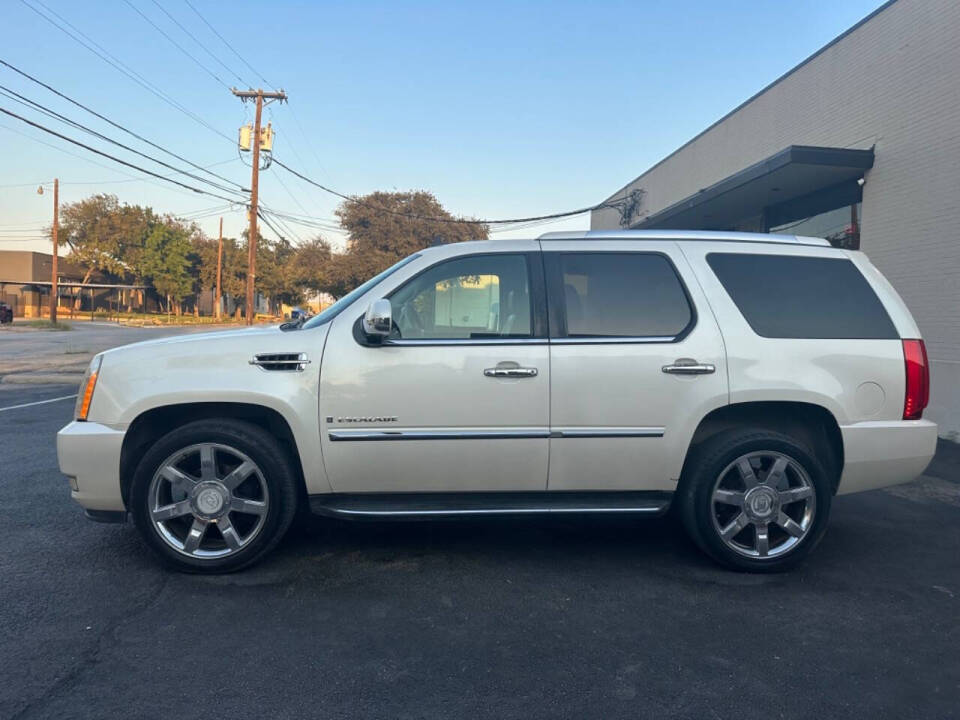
left=902, top=339, right=929, bottom=420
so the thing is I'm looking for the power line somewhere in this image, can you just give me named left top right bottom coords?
left=272, top=157, right=609, bottom=226
left=148, top=0, right=248, bottom=86
left=183, top=0, right=273, bottom=89
left=258, top=208, right=303, bottom=244
left=0, top=106, right=243, bottom=203
left=122, top=0, right=230, bottom=90
left=61, top=159, right=238, bottom=186
left=0, top=59, right=244, bottom=190
left=0, top=121, right=239, bottom=202
left=0, top=118, right=171, bottom=187
left=0, top=84, right=246, bottom=197
left=258, top=204, right=306, bottom=244
left=19, top=0, right=234, bottom=143
left=256, top=206, right=344, bottom=233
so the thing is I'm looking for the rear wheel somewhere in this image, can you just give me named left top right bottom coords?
left=679, top=429, right=832, bottom=572
left=130, top=419, right=298, bottom=573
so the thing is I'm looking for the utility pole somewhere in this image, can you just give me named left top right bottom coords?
left=215, top=216, right=223, bottom=320
left=231, top=87, right=286, bottom=325
left=50, top=178, right=59, bottom=324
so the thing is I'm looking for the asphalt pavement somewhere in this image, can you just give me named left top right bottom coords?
left=0, top=383, right=958, bottom=719
left=0, top=322, right=241, bottom=384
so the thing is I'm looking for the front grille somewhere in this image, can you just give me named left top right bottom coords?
left=249, top=352, right=310, bottom=371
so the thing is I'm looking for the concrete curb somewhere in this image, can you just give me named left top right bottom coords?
left=1, top=373, right=84, bottom=385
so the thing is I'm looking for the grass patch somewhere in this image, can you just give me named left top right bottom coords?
left=22, top=320, right=72, bottom=330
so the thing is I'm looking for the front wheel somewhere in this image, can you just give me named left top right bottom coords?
left=130, top=419, right=298, bottom=573
left=678, top=429, right=832, bottom=572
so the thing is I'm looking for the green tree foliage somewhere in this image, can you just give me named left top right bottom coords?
left=141, top=223, right=193, bottom=314
left=51, top=191, right=480, bottom=316
left=292, top=236, right=333, bottom=297
left=255, top=235, right=303, bottom=312
left=320, top=191, right=488, bottom=298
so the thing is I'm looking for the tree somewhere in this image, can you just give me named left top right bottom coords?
left=322, top=191, right=488, bottom=298
left=141, top=223, right=192, bottom=315
left=55, top=194, right=125, bottom=307
left=256, top=235, right=303, bottom=313
left=54, top=194, right=160, bottom=310
left=293, top=236, right=333, bottom=298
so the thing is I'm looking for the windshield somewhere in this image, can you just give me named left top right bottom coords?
left=301, top=254, right=421, bottom=330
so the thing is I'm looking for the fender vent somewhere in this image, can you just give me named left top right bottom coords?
left=249, top=352, right=310, bottom=371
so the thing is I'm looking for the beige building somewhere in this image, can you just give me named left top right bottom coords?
left=0, top=250, right=132, bottom=317
left=0, top=250, right=67, bottom=317
left=592, top=0, right=960, bottom=439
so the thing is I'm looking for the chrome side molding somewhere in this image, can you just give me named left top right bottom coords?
left=327, top=427, right=664, bottom=441
left=308, top=490, right=674, bottom=518
left=329, top=429, right=551, bottom=442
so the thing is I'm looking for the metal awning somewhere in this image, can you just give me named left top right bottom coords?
left=0, top=281, right=147, bottom=289
left=633, top=145, right=874, bottom=230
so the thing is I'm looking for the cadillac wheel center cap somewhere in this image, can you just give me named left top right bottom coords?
left=191, top=482, right=228, bottom=518
left=745, top=486, right=777, bottom=520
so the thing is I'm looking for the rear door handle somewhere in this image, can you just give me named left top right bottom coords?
left=662, top=359, right=716, bottom=375
left=484, top=367, right=538, bottom=378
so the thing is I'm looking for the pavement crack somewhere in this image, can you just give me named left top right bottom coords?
left=9, top=570, right=170, bottom=720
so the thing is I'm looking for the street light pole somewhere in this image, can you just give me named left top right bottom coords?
left=216, top=216, right=223, bottom=320
left=50, top=178, right=58, bottom=324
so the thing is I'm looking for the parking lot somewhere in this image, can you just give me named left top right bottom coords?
left=1, top=327, right=959, bottom=719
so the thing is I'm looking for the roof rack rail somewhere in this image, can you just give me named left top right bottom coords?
left=536, top=229, right=830, bottom=247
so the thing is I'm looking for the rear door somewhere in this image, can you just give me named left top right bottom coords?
left=541, top=239, right=728, bottom=491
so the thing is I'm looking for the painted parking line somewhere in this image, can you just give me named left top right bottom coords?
left=0, top=394, right=78, bottom=412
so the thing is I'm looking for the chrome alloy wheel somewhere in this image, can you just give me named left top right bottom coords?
left=148, top=443, right=269, bottom=559
left=709, top=451, right=816, bottom=559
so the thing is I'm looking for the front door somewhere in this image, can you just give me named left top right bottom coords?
left=541, top=240, right=728, bottom=492
left=319, top=247, right=550, bottom=493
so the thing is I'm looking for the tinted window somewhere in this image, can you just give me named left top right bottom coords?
left=389, top=254, right=531, bottom=339
left=707, top=253, right=898, bottom=339
left=557, top=253, right=692, bottom=337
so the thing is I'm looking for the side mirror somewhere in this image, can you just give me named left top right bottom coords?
left=362, top=298, right=392, bottom=338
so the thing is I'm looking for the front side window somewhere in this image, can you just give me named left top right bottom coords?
left=302, top=254, right=419, bottom=329
left=388, top=254, right=531, bottom=340
left=556, top=253, right=693, bottom=338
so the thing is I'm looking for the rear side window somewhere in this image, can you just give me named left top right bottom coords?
left=556, top=253, right=693, bottom=338
left=706, top=253, right=898, bottom=339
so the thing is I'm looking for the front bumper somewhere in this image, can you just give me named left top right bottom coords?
left=57, top=421, right=126, bottom=512
left=837, top=419, right=938, bottom=495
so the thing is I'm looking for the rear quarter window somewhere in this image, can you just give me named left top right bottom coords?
left=706, top=253, right=898, bottom=339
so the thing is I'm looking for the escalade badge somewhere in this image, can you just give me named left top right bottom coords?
left=327, top=416, right=398, bottom=424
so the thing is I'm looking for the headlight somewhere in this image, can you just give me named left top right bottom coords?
left=75, top=354, right=103, bottom=421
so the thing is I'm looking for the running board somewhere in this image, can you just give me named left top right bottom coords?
left=308, top=491, right=672, bottom=519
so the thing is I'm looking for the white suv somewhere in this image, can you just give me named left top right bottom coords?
left=57, top=230, right=937, bottom=573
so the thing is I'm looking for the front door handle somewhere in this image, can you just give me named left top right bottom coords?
left=662, top=358, right=716, bottom=375
left=484, top=366, right=538, bottom=378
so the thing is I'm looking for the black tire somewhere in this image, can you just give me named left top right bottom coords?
left=130, top=418, right=299, bottom=573
left=678, top=428, right=832, bottom=572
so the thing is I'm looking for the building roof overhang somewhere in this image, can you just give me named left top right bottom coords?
left=633, top=145, right=874, bottom=230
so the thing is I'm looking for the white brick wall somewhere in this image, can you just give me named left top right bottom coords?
left=593, top=0, right=960, bottom=438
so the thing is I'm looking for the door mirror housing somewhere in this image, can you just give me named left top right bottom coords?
left=362, top=298, right=392, bottom=338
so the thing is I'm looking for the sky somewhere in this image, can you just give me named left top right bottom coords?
left=0, top=0, right=889, bottom=254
